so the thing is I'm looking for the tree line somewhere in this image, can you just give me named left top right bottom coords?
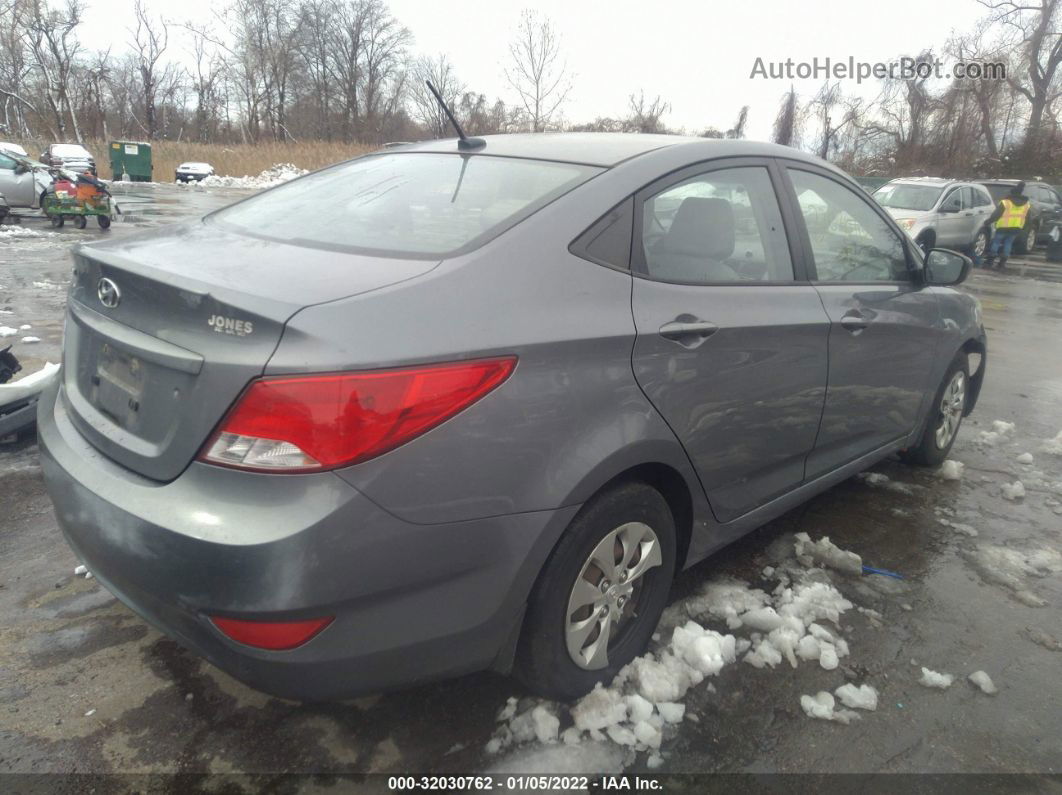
left=0, top=0, right=1059, bottom=178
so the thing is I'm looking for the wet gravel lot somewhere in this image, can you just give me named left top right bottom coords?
left=2, top=184, right=1061, bottom=784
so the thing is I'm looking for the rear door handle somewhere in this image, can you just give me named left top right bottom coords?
left=840, top=312, right=868, bottom=333
left=659, top=319, right=718, bottom=342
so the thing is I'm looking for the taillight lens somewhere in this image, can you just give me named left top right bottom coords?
left=199, top=357, right=516, bottom=472
left=211, top=615, right=333, bottom=650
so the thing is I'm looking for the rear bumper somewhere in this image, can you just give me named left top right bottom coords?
left=38, top=377, right=576, bottom=700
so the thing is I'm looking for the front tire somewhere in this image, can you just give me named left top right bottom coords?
left=1013, top=224, right=1036, bottom=255
left=970, top=228, right=988, bottom=261
left=901, top=353, right=969, bottom=467
left=513, top=482, right=677, bottom=700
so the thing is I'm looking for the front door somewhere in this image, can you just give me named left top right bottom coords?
left=783, top=166, right=942, bottom=478
left=630, top=160, right=830, bottom=523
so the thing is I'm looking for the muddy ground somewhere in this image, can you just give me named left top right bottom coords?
left=1, top=184, right=1061, bottom=786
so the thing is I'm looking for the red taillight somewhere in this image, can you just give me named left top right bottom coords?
left=211, top=615, right=333, bottom=650
left=199, top=357, right=516, bottom=472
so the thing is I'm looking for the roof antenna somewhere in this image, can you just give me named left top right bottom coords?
left=425, top=80, right=485, bottom=151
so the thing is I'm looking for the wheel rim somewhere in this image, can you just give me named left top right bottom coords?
left=974, top=233, right=986, bottom=258
left=935, top=371, right=966, bottom=449
left=565, top=521, right=662, bottom=670
left=1027, top=228, right=1036, bottom=251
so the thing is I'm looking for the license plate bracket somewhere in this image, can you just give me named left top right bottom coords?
left=95, top=344, right=144, bottom=424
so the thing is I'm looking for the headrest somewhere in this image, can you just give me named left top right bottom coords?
left=660, top=197, right=735, bottom=261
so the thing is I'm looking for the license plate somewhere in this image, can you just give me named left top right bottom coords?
left=95, top=344, right=144, bottom=424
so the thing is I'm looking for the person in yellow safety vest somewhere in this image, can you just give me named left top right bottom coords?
left=983, top=181, right=1031, bottom=271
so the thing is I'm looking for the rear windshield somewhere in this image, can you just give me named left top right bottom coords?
left=52, top=145, right=91, bottom=157
left=982, top=184, right=1010, bottom=203
left=212, top=152, right=601, bottom=258
left=872, top=183, right=943, bottom=212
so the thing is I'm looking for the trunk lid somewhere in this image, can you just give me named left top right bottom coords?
left=63, top=220, right=441, bottom=481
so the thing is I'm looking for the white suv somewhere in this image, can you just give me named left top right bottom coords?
left=873, top=178, right=994, bottom=258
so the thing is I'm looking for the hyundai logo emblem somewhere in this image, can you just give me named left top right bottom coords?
left=97, top=277, right=121, bottom=309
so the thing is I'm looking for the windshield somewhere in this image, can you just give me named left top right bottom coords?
left=213, top=152, right=601, bottom=258
left=872, top=184, right=943, bottom=212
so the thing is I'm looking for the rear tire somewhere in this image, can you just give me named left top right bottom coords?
left=50, top=215, right=64, bottom=228
left=916, top=232, right=935, bottom=254
left=969, top=228, right=988, bottom=262
left=901, top=353, right=969, bottom=467
left=97, top=215, right=111, bottom=230
left=513, top=482, right=677, bottom=701
left=74, top=216, right=87, bottom=229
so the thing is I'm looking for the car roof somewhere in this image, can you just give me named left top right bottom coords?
left=395, top=132, right=831, bottom=169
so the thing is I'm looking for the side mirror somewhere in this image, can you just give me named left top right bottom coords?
left=14, top=164, right=28, bottom=175
left=925, top=248, right=972, bottom=286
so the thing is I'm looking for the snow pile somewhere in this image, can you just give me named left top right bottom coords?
left=919, top=667, right=954, bottom=689
left=938, top=460, right=965, bottom=481
left=968, top=670, right=998, bottom=695
left=1043, top=431, right=1062, bottom=456
left=799, top=692, right=860, bottom=724
left=978, top=420, right=1016, bottom=446
left=1001, top=481, right=1026, bottom=501
left=20, top=336, right=40, bottom=343
left=195, top=163, right=307, bottom=189
left=834, top=683, right=878, bottom=711
left=1016, top=452, right=1035, bottom=465
left=32, top=280, right=64, bottom=290
left=486, top=534, right=865, bottom=768
left=0, top=226, right=43, bottom=239
left=0, top=326, right=16, bottom=337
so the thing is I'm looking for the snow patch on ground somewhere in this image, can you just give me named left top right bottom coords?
left=968, top=670, right=998, bottom=695
left=486, top=534, right=865, bottom=769
left=186, top=163, right=308, bottom=189
left=1016, top=452, right=1034, bottom=465
left=964, top=544, right=1061, bottom=607
left=1001, top=481, right=1026, bottom=501
left=0, top=226, right=44, bottom=239
left=1043, top=431, right=1062, bottom=456
left=856, top=471, right=916, bottom=495
left=919, top=667, right=954, bottom=689
left=938, top=460, right=965, bottom=481
left=800, top=691, right=860, bottom=724
left=0, top=326, right=16, bottom=337
left=978, top=420, right=1016, bottom=447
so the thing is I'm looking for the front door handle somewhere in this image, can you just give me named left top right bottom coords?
left=659, top=319, right=718, bottom=342
left=840, top=311, right=868, bottom=333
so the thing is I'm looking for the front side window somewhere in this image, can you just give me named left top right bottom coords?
left=0, top=154, right=15, bottom=171
left=213, top=153, right=601, bottom=258
left=940, top=188, right=963, bottom=212
left=790, top=169, right=909, bottom=283
left=640, top=166, right=793, bottom=283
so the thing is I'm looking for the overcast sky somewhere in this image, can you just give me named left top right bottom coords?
left=78, top=0, right=987, bottom=139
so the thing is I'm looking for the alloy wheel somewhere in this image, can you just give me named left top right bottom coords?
left=565, top=522, right=662, bottom=670
left=973, top=232, right=987, bottom=259
left=935, top=370, right=966, bottom=449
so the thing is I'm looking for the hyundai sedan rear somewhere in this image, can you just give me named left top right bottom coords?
left=40, top=134, right=985, bottom=701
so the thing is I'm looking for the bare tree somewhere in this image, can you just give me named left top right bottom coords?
left=25, top=0, right=84, bottom=140
left=410, top=54, right=463, bottom=137
left=726, top=105, right=749, bottom=139
left=772, top=85, right=799, bottom=146
left=130, top=0, right=173, bottom=139
left=626, top=90, right=670, bottom=133
left=980, top=0, right=1062, bottom=159
left=505, top=9, right=571, bottom=132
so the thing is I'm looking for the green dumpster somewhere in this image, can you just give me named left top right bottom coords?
left=109, top=141, right=153, bottom=182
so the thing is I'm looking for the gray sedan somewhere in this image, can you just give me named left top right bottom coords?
left=38, top=134, right=986, bottom=701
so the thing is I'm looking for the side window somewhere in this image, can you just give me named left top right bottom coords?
left=789, top=169, right=909, bottom=283
left=640, top=166, right=793, bottom=283
left=940, top=189, right=963, bottom=212
left=570, top=198, right=633, bottom=269
left=963, top=187, right=984, bottom=208
left=1045, top=187, right=1062, bottom=207
left=0, top=154, right=15, bottom=171
left=975, top=188, right=994, bottom=207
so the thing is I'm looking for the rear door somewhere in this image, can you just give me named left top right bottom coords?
left=630, top=158, right=830, bottom=523
left=782, top=165, right=942, bottom=478
left=0, top=151, right=35, bottom=206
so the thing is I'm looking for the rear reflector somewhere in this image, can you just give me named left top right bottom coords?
left=211, top=615, right=334, bottom=650
left=199, top=357, right=516, bottom=472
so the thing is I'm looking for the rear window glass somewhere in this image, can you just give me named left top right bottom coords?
left=212, top=152, right=601, bottom=258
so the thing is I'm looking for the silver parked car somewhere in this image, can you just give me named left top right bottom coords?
left=39, top=135, right=986, bottom=701
left=873, top=177, right=995, bottom=258
left=40, top=142, right=96, bottom=175
left=0, top=149, right=53, bottom=210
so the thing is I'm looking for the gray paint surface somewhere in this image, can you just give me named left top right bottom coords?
left=38, top=134, right=986, bottom=698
